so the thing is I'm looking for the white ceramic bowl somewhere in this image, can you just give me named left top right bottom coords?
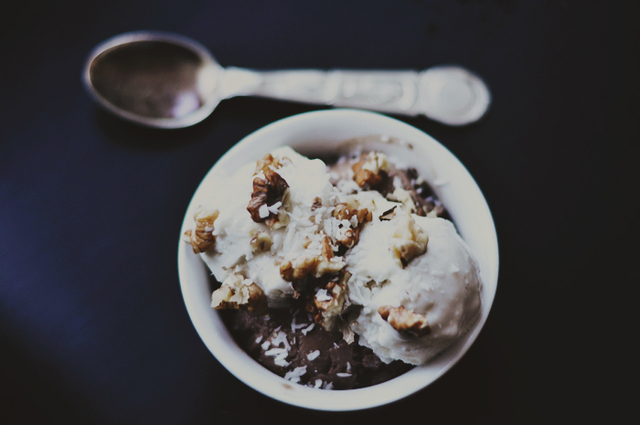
left=178, top=109, right=499, bottom=411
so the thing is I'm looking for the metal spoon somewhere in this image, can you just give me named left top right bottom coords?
left=83, top=31, right=491, bottom=129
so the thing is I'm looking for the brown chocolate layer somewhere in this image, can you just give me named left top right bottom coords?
left=220, top=307, right=412, bottom=389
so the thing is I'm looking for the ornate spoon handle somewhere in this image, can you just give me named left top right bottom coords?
left=220, top=66, right=490, bottom=125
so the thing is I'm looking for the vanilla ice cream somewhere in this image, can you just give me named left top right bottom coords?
left=193, top=146, right=340, bottom=307
left=346, top=213, right=482, bottom=365
left=184, top=145, right=483, bottom=387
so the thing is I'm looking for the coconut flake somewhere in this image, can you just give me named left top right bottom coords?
left=267, top=201, right=282, bottom=214
left=315, top=289, right=332, bottom=302
left=265, top=348, right=290, bottom=367
left=301, top=323, right=315, bottom=335
left=291, top=315, right=308, bottom=331
left=265, top=347, right=287, bottom=356
left=284, top=366, right=307, bottom=383
left=307, top=350, right=321, bottom=361
left=258, top=204, right=270, bottom=219
left=272, top=331, right=291, bottom=351
left=350, top=215, right=359, bottom=228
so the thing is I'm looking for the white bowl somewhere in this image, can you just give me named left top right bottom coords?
left=178, top=109, right=499, bottom=411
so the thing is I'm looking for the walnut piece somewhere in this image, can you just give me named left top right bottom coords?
left=379, top=206, right=397, bottom=221
left=255, top=153, right=289, bottom=174
left=332, top=202, right=372, bottom=248
left=308, top=271, right=351, bottom=331
left=279, top=235, right=344, bottom=283
left=184, top=209, right=220, bottom=253
left=352, top=151, right=390, bottom=188
left=311, top=197, right=323, bottom=211
left=378, top=305, right=431, bottom=337
left=386, top=187, right=417, bottom=214
left=247, top=169, right=290, bottom=229
left=211, top=274, right=268, bottom=314
left=333, top=202, right=372, bottom=223
left=390, top=212, right=428, bottom=267
left=250, top=231, right=272, bottom=252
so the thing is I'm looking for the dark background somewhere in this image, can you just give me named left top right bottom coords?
left=1, top=1, right=637, bottom=424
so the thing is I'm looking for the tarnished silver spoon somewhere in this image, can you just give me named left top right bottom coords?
left=83, top=31, right=491, bottom=129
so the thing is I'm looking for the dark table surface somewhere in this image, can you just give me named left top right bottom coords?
left=1, top=1, right=637, bottom=424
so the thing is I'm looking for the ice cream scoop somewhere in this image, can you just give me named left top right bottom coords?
left=346, top=214, right=482, bottom=365
left=193, top=146, right=338, bottom=308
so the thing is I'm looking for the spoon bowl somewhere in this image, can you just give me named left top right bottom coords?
left=83, top=31, right=223, bottom=128
left=83, top=31, right=491, bottom=128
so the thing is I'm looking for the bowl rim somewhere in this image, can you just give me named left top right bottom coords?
left=177, top=108, right=499, bottom=411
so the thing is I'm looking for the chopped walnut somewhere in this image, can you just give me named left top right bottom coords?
left=352, top=151, right=390, bottom=188
left=390, top=212, right=428, bottom=267
left=386, top=187, right=417, bottom=214
left=378, top=305, right=431, bottom=337
left=333, top=202, right=372, bottom=223
left=255, top=153, right=288, bottom=174
left=379, top=206, right=397, bottom=221
left=250, top=231, right=272, bottom=252
left=247, top=169, right=290, bottom=229
left=184, top=209, right=220, bottom=253
left=308, top=271, right=351, bottom=331
left=339, top=321, right=356, bottom=345
left=424, top=196, right=446, bottom=218
left=332, top=203, right=372, bottom=248
left=211, top=274, right=268, bottom=314
left=311, top=197, right=323, bottom=211
left=279, top=235, right=344, bottom=283
left=279, top=256, right=310, bottom=282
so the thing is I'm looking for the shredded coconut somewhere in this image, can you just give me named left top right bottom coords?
left=284, top=366, right=307, bottom=383
left=258, top=204, right=269, bottom=218
left=291, top=315, right=308, bottom=331
left=307, top=350, right=321, bottom=361
left=350, top=215, right=359, bottom=228
left=267, top=201, right=282, bottom=215
left=265, top=347, right=290, bottom=367
left=301, top=323, right=315, bottom=335
left=271, top=331, right=291, bottom=351
left=265, top=347, right=287, bottom=356
left=336, top=372, right=352, bottom=377
left=315, top=289, right=332, bottom=302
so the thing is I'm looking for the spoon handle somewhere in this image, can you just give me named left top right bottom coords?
left=221, top=66, right=490, bottom=125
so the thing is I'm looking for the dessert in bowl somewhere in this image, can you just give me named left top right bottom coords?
left=177, top=109, right=498, bottom=410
